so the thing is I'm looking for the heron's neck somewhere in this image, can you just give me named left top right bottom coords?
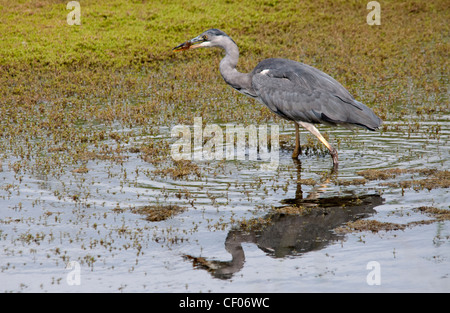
left=219, top=40, right=253, bottom=95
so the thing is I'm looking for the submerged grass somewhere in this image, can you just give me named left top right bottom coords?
left=336, top=206, right=450, bottom=234
left=131, top=204, right=186, bottom=222
left=357, top=168, right=450, bottom=190
left=336, top=219, right=406, bottom=233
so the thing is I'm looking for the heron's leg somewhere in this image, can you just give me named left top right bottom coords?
left=292, top=122, right=302, bottom=159
left=297, top=121, right=338, bottom=167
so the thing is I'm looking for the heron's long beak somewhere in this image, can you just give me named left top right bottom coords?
left=172, top=35, right=205, bottom=52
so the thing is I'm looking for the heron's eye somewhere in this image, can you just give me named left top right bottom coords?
left=202, top=35, right=208, bottom=41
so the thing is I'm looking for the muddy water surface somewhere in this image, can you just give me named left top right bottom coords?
left=0, top=116, right=449, bottom=292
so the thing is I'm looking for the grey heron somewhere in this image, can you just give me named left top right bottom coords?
left=173, top=29, right=382, bottom=167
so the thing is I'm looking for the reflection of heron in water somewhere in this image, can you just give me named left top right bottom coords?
left=183, top=160, right=383, bottom=279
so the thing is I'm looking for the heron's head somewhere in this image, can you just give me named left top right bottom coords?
left=173, top=29, right=234, bottom=52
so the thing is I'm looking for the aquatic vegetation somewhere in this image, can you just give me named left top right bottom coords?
left=152, top=160, right=202, bottom=180
left=336, top=206, right=450, bottom=234
left=413, top=206, right=450, bottom=221
left=357, top=168, right=450, bottom=190
left=131, top=204, right=186, bottom=222
left=335, top=219, right=406, bottom=233
left=357, top=168, right=438, bottom=180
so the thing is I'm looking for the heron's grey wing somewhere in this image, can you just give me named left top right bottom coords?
left=251, top=59, right=382, bottom=130
left=252, top=72, right=331, bottom=124
left=253, top=58, right=356, bottom=102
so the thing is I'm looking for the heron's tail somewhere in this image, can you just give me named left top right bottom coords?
left=345, top=100, right=382, bottom=131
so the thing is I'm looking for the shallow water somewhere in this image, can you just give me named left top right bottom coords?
left=0, top=116, right=449, bottom=292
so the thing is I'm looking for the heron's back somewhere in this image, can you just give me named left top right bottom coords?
left=251, top=58, right=382, bottom=130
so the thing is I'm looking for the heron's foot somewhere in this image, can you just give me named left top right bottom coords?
left=292, top=146, right=302, bottom=159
